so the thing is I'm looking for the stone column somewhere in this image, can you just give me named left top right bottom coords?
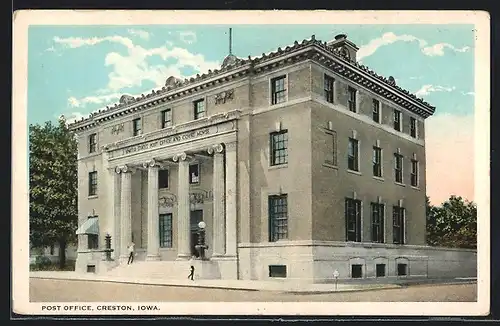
left=111, top=166, right=121, bottom=259
left=173, top=152, right=191, bottom=259
left=225, top=141, right=238, bottom=257
left=208, top=143, right=226, bottom=257
left=119, top=165, right=134, bottom=261
left=144, top=159, right=160, bottom=261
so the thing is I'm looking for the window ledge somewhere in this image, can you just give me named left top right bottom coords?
left=88, top=195, right=98, bottom=200
left=269, top=164, right=288, bottom=170
left=411, top=186, right=420, bottom=190
left=159, top=248, right=175, bottom=251
left=347, top=169, right=362, bottom=176
left=395, top=182, right=405, bottom=187
left=373, top=176, right=384, bottom=182
left=322, top=163, right=338, bottom=169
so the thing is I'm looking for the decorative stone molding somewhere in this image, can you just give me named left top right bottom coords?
left=111, top=123, right=125, bottom=135
left=116, top=164, right=136, bottom=174
left=143, top=158, right=161, bottom=169
left=207, top=143, right=224, bottom=155
left=172, top=152, right=188, bottom=162
left=225, top=141, right=237, bottom=151
left=214, top=89, right=234, bottom=105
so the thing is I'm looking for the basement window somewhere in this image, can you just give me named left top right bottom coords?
left=351, top=264, right=363, bottom=278
left=87, top=265, right=96, bottom=273
left=397, top=263, right=408, bottom=276
left=269, top=265, right=287, bottom=278
left=376, top=264, right=386, bottom=277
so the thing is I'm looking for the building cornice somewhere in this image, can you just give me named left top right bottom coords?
left=69, top=35, right=436, bottom=133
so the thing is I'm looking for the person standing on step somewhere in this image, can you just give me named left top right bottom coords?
left=127, top=241, right=135, bottom=265
left=188, top=265, right=195, bottom=281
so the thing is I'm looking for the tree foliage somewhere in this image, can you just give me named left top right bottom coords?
left=29, top=117, right=78, bottom=267
left=426, top=195, right=477, bottom=249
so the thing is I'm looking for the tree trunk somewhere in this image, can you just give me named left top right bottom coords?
left=58, top=240, right=67, bottom=270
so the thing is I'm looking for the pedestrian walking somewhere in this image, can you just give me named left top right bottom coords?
left=188, top=265, right=195, bottom=280
left=127, top=242, right=135, bottom=265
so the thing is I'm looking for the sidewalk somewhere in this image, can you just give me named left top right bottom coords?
left=29, top=271, right=402, bottom=294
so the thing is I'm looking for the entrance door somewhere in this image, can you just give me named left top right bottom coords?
left=190, top=210, right=203, bottom=257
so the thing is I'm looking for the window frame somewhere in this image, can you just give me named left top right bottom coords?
left=348, top=86, right=357, bottom=112
left=158, top=169, right=169, bottom=189
left=88, top=234, right=99, bottom=250
left=393, top=109, right=402, bottom=132
left=271, top=75, right=287, bottom=105
left=411, top=159, right=419, bottom=187
left=392, top=206, right=406, bottom=245
left=159, top=213, right=173, bottom=248
left=270, top=130, right=288, bottom=166
left=371, top=202, right=385, bottom=243
left=394, top=153, right=403, bottom=183
left=193, top=99, right=205, bottom=120
left=372, top=99, right=380, bottom=123
left=88, top=133, right=97, bottom=153
left=348, top=138, right=359, bottom=172
left=345, top=198, right=362, bottom=242
left=88, top=171, right=98, bottom=196
left=268, top=194, right=288, bottom=242
left=410, top=117, right=417, bottom=138
left=324, top=74, right=335, bottom=104
left=189, top=163, right=200, bottom=185
left=373, top=146, right=383, bottom=177
left=132, top=118, right=142, bottom=136
left=161, top=109, right=173, bottom=128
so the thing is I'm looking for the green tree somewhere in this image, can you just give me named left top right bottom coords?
left=29, top=116, right=78, bottom=268
left=426, top=195, right=477, bottom=249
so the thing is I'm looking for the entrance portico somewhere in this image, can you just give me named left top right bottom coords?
left=103, top=112, right=240, bottom=265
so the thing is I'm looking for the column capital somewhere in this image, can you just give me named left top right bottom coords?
left=172, top=152, right=192, bottom=162
left=143, top=158, right=162, bottom=169
left=225, top=141, right=237, bottom=151
left=207, top=143, right=224, bottom=155
left=116, top=164, right=136, bottom=174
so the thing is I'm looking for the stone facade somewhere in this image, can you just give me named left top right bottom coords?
left=71, top=34, right=476, bottom=281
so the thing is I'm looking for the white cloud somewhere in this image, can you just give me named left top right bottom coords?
left=357, top=32, right=471, bottom=61
left=462, top=91, right=475, bottom=96
left=52, top=35, right=219, bottom=93
left=128, top=29, right=150, bottom=40
left=415, top=84, right=456, bottom=97
left=425, top=113, right=474, bottom=205
left=68, top=93, right=123, bottom=108
left=59, top=112, right=87, bottom=124
left=179, top=31, right=197, bottom=44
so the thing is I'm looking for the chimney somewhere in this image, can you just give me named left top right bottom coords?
left=327, top=33, right=359, bottom=62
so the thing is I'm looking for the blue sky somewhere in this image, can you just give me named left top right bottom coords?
left=26, top=24, right=476, bottom=204
left=28, top=24, right=474, bottom=125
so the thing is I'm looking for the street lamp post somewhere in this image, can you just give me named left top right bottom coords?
left=195, top=221, right=208, bottom=260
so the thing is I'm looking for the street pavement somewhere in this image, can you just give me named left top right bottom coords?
left=29, top=278, right=477, bottom=302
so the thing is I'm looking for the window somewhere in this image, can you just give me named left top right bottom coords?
left=373, top=147, right=382, bottom=177
left=269, top=195, right=288, bottom=242
left=88, top=235, right=98, bottom=249
left=158, top=169, right=169, bottom=189
left=270, top=130, right=288, bottom=166
left=371, top=203, right=385, bottom=243
left=372, top=99, right=380, bottom=123
left=410, top=117, right=417, bottom=138
left=351, top=264, right=363, bottom=278
left=324, top=131, right=337, bottom=166
left=348, top=138, right=359, bottom=171
left=393, top=110, right=401, bottom=131
left=88, top=171, right=98, bottom=196
left=161, top=109, right=172, bottom=128
left=132, top=118, right=142, bottom=136
left=271, top=76, right=287, bottom=105
left=348, top=87, right=357, bottom=112
left=89, top=133, right=97, bottom=153
left=397, top=263, right=408, bottom=276
left=269, top=265, right=287, bottom=278
left=189, top=164, right=200, bottom=184
left=194, top=99, right=205, bottom=120
left=159, top=213, right=173, bottom=248
left=87, top=265, right=96, bottom=273
left=376, top=264, right=386, bottom=277
left=393, top=206, right=405, bottom=244
left=411, top=160, right=419, bottom=187
left=50, top=244, right=54, bottom=255
left=324, top=74, right=334, bottom=103
left=394, top=154, right=403, bottom=183
left=345, top=198, right=361, bottom=242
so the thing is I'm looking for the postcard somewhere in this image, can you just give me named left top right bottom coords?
left=12, top=10, right=490, bottom=316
